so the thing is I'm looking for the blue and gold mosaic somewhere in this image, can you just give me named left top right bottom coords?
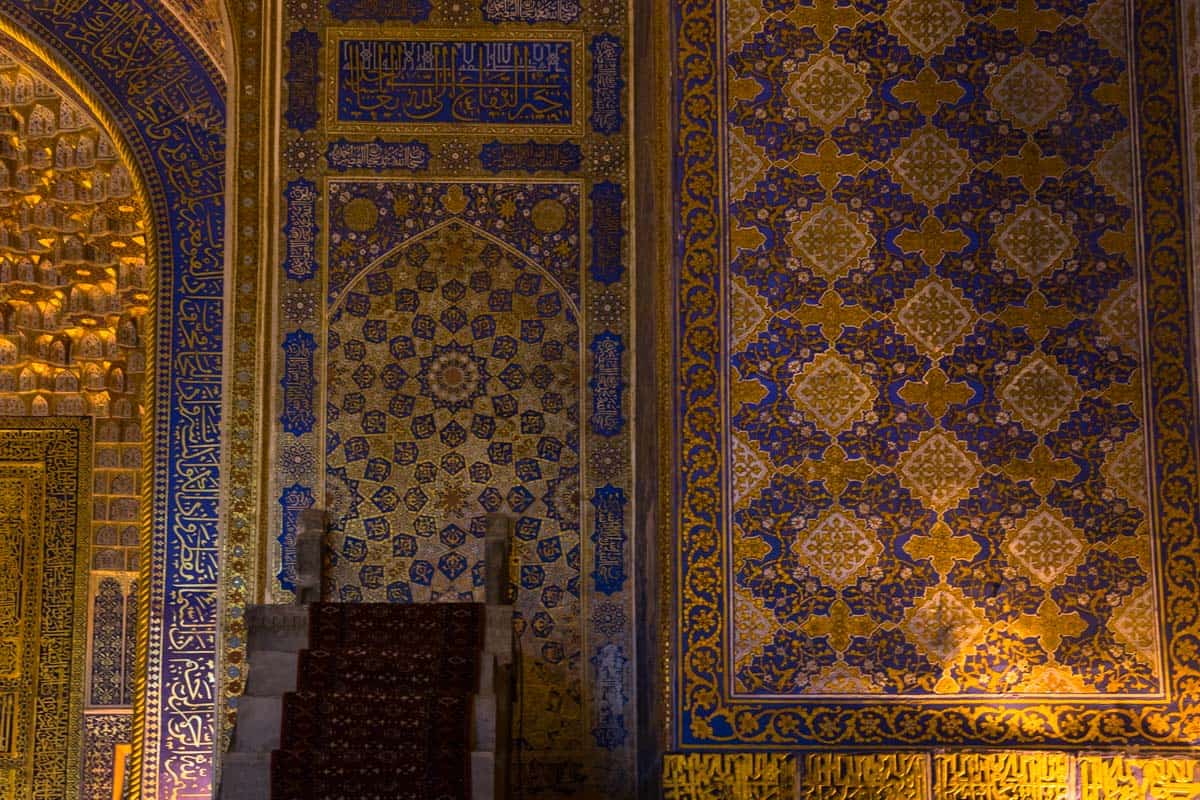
left=324, top=204, right=581, bottom=617
left=672, top=0, right=1200, bottom=748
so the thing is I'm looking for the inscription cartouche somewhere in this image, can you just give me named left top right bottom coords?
left=327, top=30, right=583, bottom=134
left=663, top=753, right=796, bottom=800
left=935, top=752, right=1071, bottom=800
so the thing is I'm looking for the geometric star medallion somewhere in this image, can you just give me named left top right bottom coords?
left=1087, top=0, right=1128, bottom=57
left=788, top=350, right=875, bottom=433
left=794, top=509, right=882, bottom=586
left=1109, top=588, right=1159, bottom=664
left=1102, top=431, right=1149, bottom=509
left=902, top=585, right=986, bottom=666
left=995, top=203, right=1076, bottom=280
left=1097, top=280, right=1141, bottom=349
left=886, top=0, right=966, bottom=55
left=895, top=278, right=975, bottom=355
left=1003, top=508, right=1086, bottom=586
left=891, top=128, right=971, bottom=204
left=897, top=428, right=982, bottom=510
left=1095, top=131, right=1134, bottom=203
left=787, top=54, right=869, bottom=128
left=999, top=352, right=1079, bottom=433
left=987, top=55, right=1069, bottom=132
left=790, top=203, right=874, bottom=278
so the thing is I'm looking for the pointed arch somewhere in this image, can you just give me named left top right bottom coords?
left=0, top=3, right=228, bottom=797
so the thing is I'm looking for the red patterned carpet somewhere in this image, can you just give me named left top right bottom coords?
left=271, top=603, right=484, bottom=800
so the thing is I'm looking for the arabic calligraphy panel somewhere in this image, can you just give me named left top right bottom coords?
left=328, top=29, right=583, bottom=134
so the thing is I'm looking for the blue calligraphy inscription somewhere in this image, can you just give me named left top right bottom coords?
left=283, top=180, right=317, bottom=281
left=328, top=0, right=431, bottom=22
left=590, top=484, right=627, bottom=595
left=480, top=140, right=581, bottom=173
left=589, top=331, right=625, bottom=436
left=285, top=29, right=321, bottom=131
left=589, top=181, right=624, bottom=284
left=589, top=34, right=624, bottom=134
left=325, top=138, right=430, bottom=172
left=591, top=643, right=629, bottom=749
left=277, top=484, right=316, bottom=592
left=280, top=330, right=318, bottom=435
left=482, top=0, right=580, bottom=23
left=336, top=39, right=573, bottom=126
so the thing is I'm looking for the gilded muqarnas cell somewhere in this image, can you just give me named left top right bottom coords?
left=3, top=3, right=236, bottom=792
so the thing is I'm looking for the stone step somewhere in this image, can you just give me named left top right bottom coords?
left=484, top=604, right=513, bottom=665
left=472, top=751, right=495, bottom=800
left=231, top=696, right=282, bottom=753
left=474, top=692, right=497, bottom=751
left=246, top=605, right=309, bottom=653
left=216, top=752, right=269, bottom=800
left=245, top=650, right=299, bottom=696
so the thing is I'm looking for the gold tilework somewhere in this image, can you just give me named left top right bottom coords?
left=801, top=753, right=930, bottom=800
left=268, top=0, right=635, bottom=784
left=661, top=753, right=1200, bottom=798
left=0, top=418, right=91, bottom=800
left=1078, top=756, right=1200, bottom=800
left=0, top=46, right=149, bottom=575
left=935, top=752, right=1072, bottom=800
left=663, top=753, right=796, bottom=800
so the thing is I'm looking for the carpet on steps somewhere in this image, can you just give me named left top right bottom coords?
left=270, top=603, right=484, bottom=800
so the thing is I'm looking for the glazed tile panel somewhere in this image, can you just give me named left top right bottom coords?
left=324, top=187, right=582, bottom=631
left=673, top=0, right=1200, bottom=746
left=727, top=0, right=1156, bottom=698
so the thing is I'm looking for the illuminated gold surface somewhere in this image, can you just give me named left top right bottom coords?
left=0, top=30, right=157, bottom=799
left=802, top=753, right=929, bottom=799
left=662, top=753, right=796, bottom=800
left=0, top=418, right=91, bottom=800
left=935, top=752, right=1071, bottom=800
left=0, top=46, right=150, bottom=576
left=1078, top=755, right=1200, bottom=800
left=0, top=21, right=162, bottom=800
left=662, top=753, right=1200, bottom=798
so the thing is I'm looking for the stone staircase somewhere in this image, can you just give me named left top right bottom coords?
left=218, top=604, right=308, bottom=798
left=217, top=514, right=514, bottom=800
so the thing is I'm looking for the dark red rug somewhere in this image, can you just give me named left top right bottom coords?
left=271, top=603, right=484, bottom=800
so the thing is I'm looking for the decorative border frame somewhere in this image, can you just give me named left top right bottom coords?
left=669, top=0, right=1200, bottom=749
left=220, top=0, right=269, bottom=751
left=0, top=2, right=228, bottom=794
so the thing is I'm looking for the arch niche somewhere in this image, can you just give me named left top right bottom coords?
left=0, top=3, right=228, bottom=798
